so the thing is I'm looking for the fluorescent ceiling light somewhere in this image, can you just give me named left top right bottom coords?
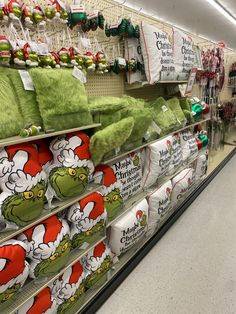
left=206, top=0, right=236, bottom=26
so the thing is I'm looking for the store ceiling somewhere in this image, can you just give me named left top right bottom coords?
left=120, top=0, right=236, bottom=49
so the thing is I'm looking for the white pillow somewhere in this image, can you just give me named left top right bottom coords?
left=195, top=153, right=208, bottom=180
left=179, top=130, right=198, bottom=161
left=108, top=199, right=148, bottom=256
left=167, top=134, right=183, bottom=174
left=142, top=136, right=172, bottom=188
left=147, top=180, right=172, bottom=235
left=140, top=22, right=176, bottom=84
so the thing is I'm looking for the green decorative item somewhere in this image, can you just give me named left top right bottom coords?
left=20, top=125, right=41, bottom=137
left=179, top=98, right=195, bottom=124
left=192, top=103, right=203, bottom=120
left=0, top=36, right=11, bottom=65
left=8, top=0, right=22, bottom=21
left=22, top=5, right=34, bottom=27
left=198, top=133, right=208, bottom=147
left=33, top=5, right=46, bottom=26
left=81, top=19, right=91, bottom=32
left=84, top=52, right=96, bottom=71
left=105, top=24, right=111, bottom=37
left=69, top=5, right=87, bottom=28
left=58, top=47, right=72, bottom=67
left=98, top=12, right=105, bottom=29
left=126, top=58, right=138, bottom=72
left=134, top=25, right=140, bottom=38
left=96, top=51, right=109, bottom=74
left=118, top=18, right=128, bottom=36
left=88, top=12, right=99, bottom=31
left=167, top=97, right=187, bottom=127
left=13, top=45, right=26, bottom=66
left=126, top=21, right=135, bottom=38
left=38, top=54, right=54, bottom=68
left=90, top=117, right=134, bottom=165
left=30, top=68, right=92, bottom=131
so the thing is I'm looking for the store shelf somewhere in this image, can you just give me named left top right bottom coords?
left=3, top=235, right=106, bottom=314
left=125, top=80, right=188, bottom=90
left=0, top=123, right=101, bottom=148
left=0, top=183, right=101, bottom=245
left=103, top=118, right=210, bottom=164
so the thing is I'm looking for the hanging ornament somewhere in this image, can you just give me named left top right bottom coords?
left=22, top=4, right=34, bottom=27
left=105, top=23, right=111, bottom=37
left=33, top=5, right=46, bottom=26
left=68, top=4, right=87, bottom=28
left=134, top=25, right=140, bottom=39
left=126, top=57, right=137, bottom=72
left=69, top=46, right=79, bottom=66
left=38, top=54, right=54, bottom=68
left=13, top=42, right=26, bottom=66
left=49, top=51, right=60, bottom=68
left=81, top=19, right=90, bottom=32
left=96, top=51, right=109, bottom=74
left=0, top=2, right=9, bottom=23
left=8, top=0, right=22, bottom=22
left=84, top=51, right=96, bottom=71
left=98, top=11, right=105, bottom=29
left=23, top=42, right=39, bottom=67
left=0, top=36, right=11, bottom=65
left=88, top=10, right=99, bottom=32
left=118, top=18, right=128, bottom=37
left=58, top=47, right=71, bottom=67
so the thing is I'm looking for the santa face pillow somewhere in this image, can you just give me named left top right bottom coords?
left=171, top=168, right=195, bottom=206
left=167, top=135, right=183, bottom=174
left=195, top=153, right=208, bottom=181
left=108, top=199, right=148, bottom=256
left=0, top=144, right=47, bottom=230
left=16, top=287, right=57, bottom=314
left=0, top=240, right=29, bottom=307
left=179, top=130, right=198, bottom=162
left=94, top=165, right=123, bottom=220
left=18, top=215, right=71, bottom=279
left=142, top=136, right=173, bottom=188
left=83, top=242, right=113, bottom=289
left=67, top=192, right=107, bottom=249
left=147, top=180, right=172, bottom=235
left=54, top=261, right=85, bottom=314
left=47, top=132, right=94, bottom=202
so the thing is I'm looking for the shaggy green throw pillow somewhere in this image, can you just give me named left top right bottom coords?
left=0, top=74, right=23, bottom=139
left=90, top=117, right=134, bottom=166
left=167, top=97, right=187, bottom=127
left=179, top=98, right=194, bottom=124
left=30, top=68, right=92, bottom=131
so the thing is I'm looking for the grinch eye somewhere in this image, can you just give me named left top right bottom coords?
left=50, top=252, right=59, bottom=261
left=70, top=295, right=78, bottom=302
left=112, top=194, right=119, bottom=201
left=61, top=242, right=69, bottom=252
left=23, top=191, right=34, bottom=200
left=68, top=168, right=76, bottom=176
left=103, top=196, right=110, bottom=202
left=79, top=173, right=87, bottom=181
left=3, top=293, right=14, bottom=301
left=97, top=268, right=103, bottom=274
left=37, top=189, right=44, bottom=198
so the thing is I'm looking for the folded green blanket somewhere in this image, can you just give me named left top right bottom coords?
left=0, top=74, right=23, bottom=139
left=179, top=98, right=194, bottom=124
left=90, top=117, right=134, bottom=166
left=30, top=68, right=92, bottom=131
left=146, top=97, right=179, bottom=136
left=167, top=97, right=187, bottom=127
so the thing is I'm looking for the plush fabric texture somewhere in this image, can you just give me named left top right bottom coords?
left=167, top=97, right=187, bottom=127
left=179, top=98, right=194, bottom=124
left=146, top=97, right=178, bottom=136
left=90, top=117, right=134, bottom=166
left=88, top=96, right=127, bottom=130
left=30, top=68, right=92, bottom=131
left=6, top=68, right=43, bottom=128
left=0, top=73, right=23, bottom=139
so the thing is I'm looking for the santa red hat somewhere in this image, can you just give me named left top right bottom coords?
left=0, top=240, right=29, bottom=294
left=34, top=140, right=53, bottom=170
left=59, top=261, right=85, bottom=300
left=85, top=242, right=111, bottom=272
left=4, top=143, right=46, bottom=193
left=58, top=47, right=69, bottom=56
left=136, top=210, right=143, bottom=221
left=8, top=0, right=22, bottom=18
left=94, top=165, right=121, bottom=196
left=19, top=216, right=70, bottom=260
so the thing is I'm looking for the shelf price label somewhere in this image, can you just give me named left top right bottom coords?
left=184, top=67, right=198, bottom=96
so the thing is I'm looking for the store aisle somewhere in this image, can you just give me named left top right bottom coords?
left=97, top=155, right=236, bottom=314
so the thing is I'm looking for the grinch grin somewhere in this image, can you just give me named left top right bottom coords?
left=85, top=256, right=113, bottom=288
left=57, top=283, right=85, bottom=314
left=49, top=167, right=89, bottom=199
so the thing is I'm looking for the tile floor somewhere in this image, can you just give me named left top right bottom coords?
left=97, top=155, right=236, bottom=314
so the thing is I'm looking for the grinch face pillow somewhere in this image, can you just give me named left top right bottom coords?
left=83, top=242, right=113, bottom=289
left=0, top=144, right=47, bottom=230
left=179, top=130, right=198, bottom=161
left=0, top=240, right=29, bottom=307
left=167, top=134, right=183, bottom=175
left=53, top=261, right=85, bottom=314
left=108, top=199, right=148, bottom=256
left=18, top=215, right=71, bottom=279
left=94, top=165, right=123, bottom=220
left=142, top=136, right=173, bottom=188
left=47, top=131, right=94, bottom=203
left=147, top=181, right=172, bottom=235
left=171, top=168, right=195, bottom=206
left=195, top=153, right=208, bottom=181
left=67, top=192, right=107, bottom=249
left=16, top=287, right=57, bottom=314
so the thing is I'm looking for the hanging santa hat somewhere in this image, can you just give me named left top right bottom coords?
left=3, top=143, right=46, bottom=193
left=58, top=261, right=85, bottom=301
left=8, top=0, right=22, bottom=20
left=18, top=215, right=70, bottom=260
left=17, top=287, right=57, bottom=314
left=0, top=240, right=29, bottom=295
left=50, top=131, right=94, bottom=174
left=85, top=242, right=112, bottom=272
left=94, top=165, right=121, bottom=196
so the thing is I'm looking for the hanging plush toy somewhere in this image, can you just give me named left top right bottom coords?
left=96, top=51, right=109, bottom=74
left=8, top=0, right=22, bottom=22
left=50, top=50, right=60, bottom=68
left=0, top=36, right=11, bottom=65
left=18, top=215, right=71, bottom=279
left=22, top=4, right=34, bottom=27
left=52, top=0, right=68, bottom=23
left=12, top=43, right=26, bottom=66
left=38, top=53, right=54, bottom=68
left=98, top=11, right=105, bottom=29
left=0, top=2, right=8, bottom=23
left=23, top=42, right=39, bottom=67
left=33, top=5, right=46, bottom=26
left=84, top=51, right=96, bottom=71
left=58, top=47, right=72, bottom=67
left=75, top=52, right=85, bottom=70
left=69, top=47, right=79, bottom=66
left=68, top=3, right=87, bottom=28
left=87, top=10, right=99, bottom=31
left=126, top=57, right=138, bottom=72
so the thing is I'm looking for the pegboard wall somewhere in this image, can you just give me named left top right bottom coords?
left=1, top=0, right=236, bottom=100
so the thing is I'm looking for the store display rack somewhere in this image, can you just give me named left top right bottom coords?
left=125, top=80, right=189, bottom=91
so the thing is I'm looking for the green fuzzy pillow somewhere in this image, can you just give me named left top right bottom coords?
left=30, top=68, right=92, bottom=132
left=90, top=117, right=134, bottom=166
left=88, top=96, right=127, bottom=130
left=0, top=74, right=23, bottom=139
left=6, top=68, right=43, bottom=128
left=167, top=97, right=187, bottom=127
left=146, top=97, right=179, bottom=136
left=179, top=98, right=194, bottom=124
left=121, top=95, right=146, bottom=108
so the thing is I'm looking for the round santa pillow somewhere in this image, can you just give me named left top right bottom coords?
left=16, top=286, right=57, bottom=314
left=147, top=180, right=172, bottom=235
left=195, top=153, right=208, bottom=181
left=47, top=132, right=94, bottom=203
left=18, top=215, right=71, bottom=279
left=67, top=192, right=107, bottom=249
left=0, top=144, right=47, bottom=230
left=0, top=240, right=29, bottom=308
left=54, top=261, right=86, bottom=314
left=108, top=199, right=149, bottom=256
left=83, top=242, right=113, bottom=289
left=171, top=168, right=195, bottom=206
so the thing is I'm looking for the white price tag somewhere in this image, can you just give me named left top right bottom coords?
left=162, top=105, right=168, bottom=112
left=72, top=66, right=87, bottom=83
left=70, top=4, right=84, bottom=13
left=80, top=37, right=91, bottom=48
left=18, top=70, right=35, bottom=91
left=118, top=57, right=126, bottom=66
left=37, top=43, right=49, bottom=56
left=150, top=120, right=162, bottom=135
